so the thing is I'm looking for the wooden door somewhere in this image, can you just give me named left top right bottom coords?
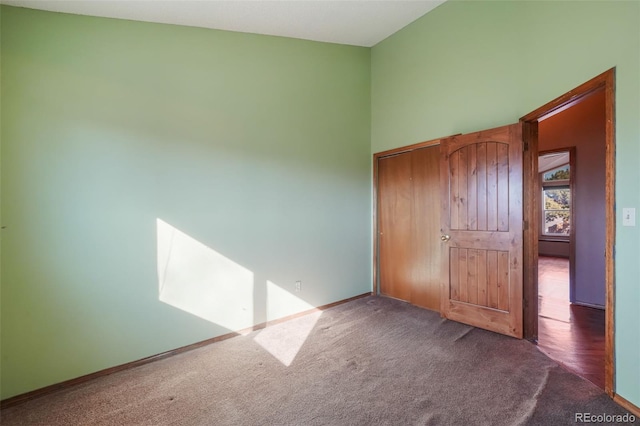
left=440, top=124, right=523, bottom=338
left=379, top=152, right=413, bottom=303
left=378, top=146, right=440, bottom=310
left=410, top=147, right=441, bottom=310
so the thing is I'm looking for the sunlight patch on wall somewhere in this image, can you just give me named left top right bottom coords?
left=156, top=219, right=254, bottom=330
left=265, top=279, right=315, bottom=321
left=252, top=280, right=321, bottom=366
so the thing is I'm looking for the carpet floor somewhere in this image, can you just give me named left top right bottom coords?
left=2, top=296, right=636, bottom=425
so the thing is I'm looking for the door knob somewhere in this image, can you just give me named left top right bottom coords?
left=441, top=235, right=451, bottom=242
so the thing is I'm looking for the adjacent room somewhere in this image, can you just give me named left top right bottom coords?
left=1, top=0, right=638, bottom=424
left=535, top=90, right=607, bottom=389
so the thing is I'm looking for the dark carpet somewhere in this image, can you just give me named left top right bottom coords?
left=2, top=296, right=636, bottom=425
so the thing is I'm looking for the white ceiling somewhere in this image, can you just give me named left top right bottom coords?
left=0, top=0, right=447, bottom=47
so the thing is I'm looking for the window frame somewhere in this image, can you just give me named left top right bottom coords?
left=541, top=180, right=570, bottom=239
left=539, top=162, right=572, bottom=241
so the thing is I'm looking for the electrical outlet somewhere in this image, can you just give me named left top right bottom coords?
left=295, top=281, right=302, bottom=292
left=622, top=208, right=636, bottom=227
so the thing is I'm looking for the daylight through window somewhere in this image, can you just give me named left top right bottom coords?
left=542, top=164, right=571, bottom=236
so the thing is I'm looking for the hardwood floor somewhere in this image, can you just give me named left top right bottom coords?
left=537, top=256, right=605, bottom=389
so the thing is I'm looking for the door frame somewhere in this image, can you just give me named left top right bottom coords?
left=520, top=68, right=616, bottom=396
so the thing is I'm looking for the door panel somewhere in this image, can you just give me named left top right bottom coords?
left=378, top=146, right=441, bottom=311
left=410, top=147, right=441, bottom=310
left=440, top=124, right=523, bottom=338
left=449, top=142, right=512, bottom=232
left=378, top=153, right=412, bottom=302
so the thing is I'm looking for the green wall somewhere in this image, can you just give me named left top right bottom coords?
left=0, top=6, right=371, bottom=399
left=372, top=0, right=639, bottom=406
left=2, top=0, right=639, bottom=408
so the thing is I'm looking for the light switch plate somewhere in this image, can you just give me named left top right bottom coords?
left=622, top=208, right=636, bottom=227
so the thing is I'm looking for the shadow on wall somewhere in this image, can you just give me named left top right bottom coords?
left=156, top=219, right=320, bottom=366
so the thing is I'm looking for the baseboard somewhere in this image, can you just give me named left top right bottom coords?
left=572, top=301, right=605, bottom=310
left=1, top=292, right=372, bottom=409
left=613, top=394, right=640, bottom=418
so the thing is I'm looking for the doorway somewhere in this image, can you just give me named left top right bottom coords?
left=536, top=143, right=606, bottom=389
left=521, top=68, right=615, bottom=395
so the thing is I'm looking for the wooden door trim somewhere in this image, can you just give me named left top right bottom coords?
left=372, top=136, right=446, bottom=296
left=520, top=68, right=615, bottom=396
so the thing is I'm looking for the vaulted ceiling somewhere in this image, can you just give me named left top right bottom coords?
left=0, top=0, right=447, bottom=47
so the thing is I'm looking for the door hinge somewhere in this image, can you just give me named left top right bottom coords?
left=523, top=220, right=529, bottom=231
left=523, top=141, right=529, bottom=152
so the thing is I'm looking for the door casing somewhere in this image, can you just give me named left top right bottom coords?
left=520, top=68, right=616, bottom=396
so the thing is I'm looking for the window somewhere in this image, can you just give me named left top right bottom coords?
left=541, top=164, right=571, bottom=236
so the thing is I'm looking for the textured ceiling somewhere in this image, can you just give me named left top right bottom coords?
left=0, top=0, right=447, bottom=47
